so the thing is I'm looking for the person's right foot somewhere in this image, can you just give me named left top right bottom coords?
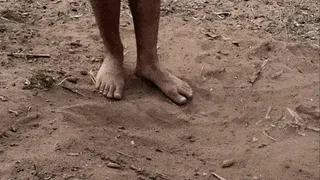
left=95, top=57, right=125, bottom=100
left=135, top=62, right=193, bottom=105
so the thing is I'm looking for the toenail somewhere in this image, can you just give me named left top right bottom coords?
left=180, top=97, right=187, bottom=102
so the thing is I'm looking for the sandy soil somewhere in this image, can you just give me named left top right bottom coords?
left=0, top=0, right=319, bottom=179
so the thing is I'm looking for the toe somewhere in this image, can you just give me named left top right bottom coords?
left=172, top=94, right=188, bottom=105
left=99, top=83, right=105, bottom=93
left=103, top=85, right=110, bottom=96
left=113, top=84, right=124, bottom=100
left=166, top=90, right=188, bottom=105
left=182, top=83, right=193, bottom=97
left=179, top=87, right=193, bottom=99
left=95, top=81, right=101, bottom=90
left=107, top=85, right=115, bottom=98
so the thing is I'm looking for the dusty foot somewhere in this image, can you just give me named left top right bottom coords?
left=95, top=58, right=125, bottom=100
left=135, top=63, right=193, bottom=105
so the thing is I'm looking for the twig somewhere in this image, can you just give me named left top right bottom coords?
left=211, top=171, right=227, bottom=180
left=0, top=17, right=10, bottom=22
left=4, top=53, right=51, bottom=58
left=88, top=70, right=96, bottom=84
left=213, top=11, right=231, bottom=19
left=8, top=109, right=19, bottom=116
left=123, top=50, right=129, bottom=55
left=200, top=65, right=205, bottom=76
left=0, top=114, right=39, bottom=137
left=61, top=86, right=85, bottom=97
left=56, top=77, right=69, bottom=86
left=263, top=130, right=277, bottom=141
left=306, top=126, right=320, bottom=132
left=116, top=151, right=137, bottom=159
left=296, top=105, right=320, bottom=118
left=265, top=106, right=272, bottom=119
left=0, top=95, right=8, bottom=102
left=200, top=28, right=220, bottom=39
left=249, top=59, right=269, bottom=85
left=271, top=69, right=284, bottom=79
left=53, top=0, right=62, bottom=4
left=287, top=107, right=307, bottom=125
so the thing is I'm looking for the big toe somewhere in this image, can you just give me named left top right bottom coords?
left=113, top=84, right=124, bottom=100
left=179, top=83, right=193, bottom=99
left=166, top=91, right=188, bottom=105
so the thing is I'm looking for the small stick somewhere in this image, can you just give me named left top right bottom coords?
left=265, top=106, right=272, bottom=119
left=0, top=95, right=8, bottom=101
left=214, top=12, right=231, bottom=16
left=306, top=126, right=320, bottom=132
left=200, top=28, right=220, bottom=39
left=200, top=65, right=205, bottom=76
left=123, top=50, right=129, bottom=55
left=8, top=109, right=19, bottom=116
left=116, top=151, right=137, bottom=159
left=61, top=86, right=85, bottom=97
left=211, top=171, right=227, bottom=180
left=287, top=108, right=306, bottom=124
left=88, top=70, right=96, bottom=84
left=263, top=130, right=277, bottom=141
left=4, top=53, right=51, bottom=58
left=56, top=77, right=69, bottom=86
left=249, top=59, right=269, bottom=85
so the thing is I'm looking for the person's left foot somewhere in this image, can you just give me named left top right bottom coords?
left=135, top=61, right=193, bottom=105
left=95, top=56, right=125, bottom=100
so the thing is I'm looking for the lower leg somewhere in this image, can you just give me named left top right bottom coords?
left=90, top=0, right=125, bottom=99
left=129, top=0, right=193, bottom=105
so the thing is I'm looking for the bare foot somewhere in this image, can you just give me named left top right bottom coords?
left=135, top=63, right=193, bottom=105
left=95, top=57, right=125, bottom=100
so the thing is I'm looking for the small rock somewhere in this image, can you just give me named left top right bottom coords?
left=10, top=143, right=18, bottom=147
left=0, top=95, right=8, bottom=102
left=66, top=77, right=79, bottom=84
left=80, top=71, right=88, bottom=76
left=252, top=137, right=259, bottom=142
left=221, top=159, right=235, bottom=168
left=155, top=148, right=163, bottom=153
left=232, top=41, right=240, bottom=47
left=57, top=69, right=67, bottom=76
left=106, top=162, right=121, bottom=169
left=129, top=165, right=138, bottom=171
left=258, top=143, right=268, bottom=148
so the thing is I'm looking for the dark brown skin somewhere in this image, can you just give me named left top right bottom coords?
left=89, top=0, right=193, bottom=105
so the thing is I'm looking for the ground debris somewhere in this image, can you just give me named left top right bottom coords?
left=221, top=159, right=235, bottom=168
left=249, top=59, right=269, bottom=85
left=106, top=162, right=121, bottom=169
left=211, top=171, right=227, bottom=180
left=296, top=105, right=320, bottom=119
left=0, top=95, right=8, bottom=101
left=23, top=72, right=55, bottom=90
left=4, top=52, right=51, bottom=59
left=271, top=69, right=284, bottom=79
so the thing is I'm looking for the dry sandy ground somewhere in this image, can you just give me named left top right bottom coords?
left=0, top=0, right=319, bottom=180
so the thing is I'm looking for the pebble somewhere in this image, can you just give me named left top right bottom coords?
left=222, top=159, right=235, bottom=168
left=106, top=162, right=121, bottom=169
left=66, top=77, right=79, bottom=84
left=80, top=71, right=88, bottom=76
